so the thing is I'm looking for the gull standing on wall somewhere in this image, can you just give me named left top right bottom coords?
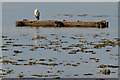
left=34, top=9, right=40, bottom=20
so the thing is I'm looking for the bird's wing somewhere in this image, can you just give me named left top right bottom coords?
left=34, top=10, right=40, bottom=16
left=36, top=10, right=40, bottom=15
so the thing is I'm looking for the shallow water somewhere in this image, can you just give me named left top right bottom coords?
left=1, top=2, right=119, bottom=78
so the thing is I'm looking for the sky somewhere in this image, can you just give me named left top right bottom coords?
left=1, top=0, right=120, bottom=2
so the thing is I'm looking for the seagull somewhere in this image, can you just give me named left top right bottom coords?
left=34, top=9, right=40, bottom=20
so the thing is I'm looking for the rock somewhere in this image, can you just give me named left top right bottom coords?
left=101, top=69, right=111, bottom=75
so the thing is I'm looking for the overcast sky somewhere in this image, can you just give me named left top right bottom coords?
left=1, top=0, right=120, bottom=2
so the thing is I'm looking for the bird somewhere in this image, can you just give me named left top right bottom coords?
left=34, top=9, right=40, bottom=20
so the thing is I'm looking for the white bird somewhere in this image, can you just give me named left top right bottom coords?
left=34, top=9, right=40, bottom=20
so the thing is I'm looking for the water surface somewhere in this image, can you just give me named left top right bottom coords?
left=1, top=2, right=119, bottom=78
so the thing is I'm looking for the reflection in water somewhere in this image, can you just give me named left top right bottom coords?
left=34, top=27, right=39, bottom=44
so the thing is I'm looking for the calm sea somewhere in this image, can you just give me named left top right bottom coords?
left=1, top=2, right=119, bottom=78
